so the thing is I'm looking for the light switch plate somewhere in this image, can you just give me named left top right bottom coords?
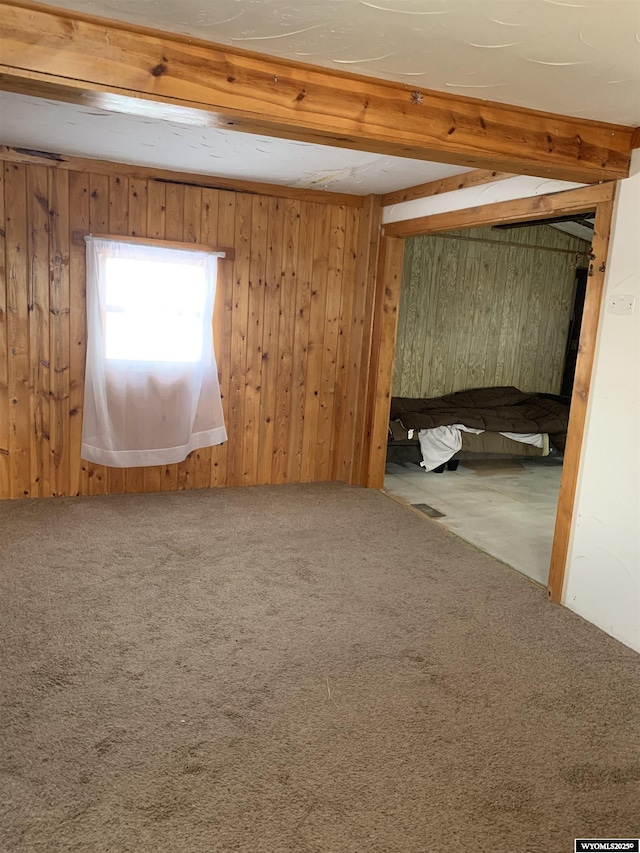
left=608, top=295, right=636, bottom=315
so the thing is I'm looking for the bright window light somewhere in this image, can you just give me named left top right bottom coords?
left=83, top=237, right=227, bottom=467
left=105, top=258, right=205, bottom=363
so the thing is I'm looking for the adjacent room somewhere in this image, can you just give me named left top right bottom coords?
left=384, top=218, right=593, bottom=585
left=1, top=2, right=639, bottom=852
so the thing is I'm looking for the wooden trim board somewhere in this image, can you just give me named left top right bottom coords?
left=383, top=183, right=615, bottom=238
left=546, top=190, right=616, bottom=603
left=381, top=169, right=515, bottom=207
left=0, top=0, right=634, bottom=183
left=363, top=180, right=617, bottom=605
left=349, top=195, right=383, bottom=487
left=362, top=233, right=405, bottom=490
left=86, top=233, right=235, bottom=259
left=0, top=146, right=363, bottom=208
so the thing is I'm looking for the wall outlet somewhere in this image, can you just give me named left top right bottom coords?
left=608, top=295, right=636, bottom=315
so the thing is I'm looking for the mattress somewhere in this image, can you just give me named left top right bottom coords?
left=388, top=419, right=548, bottom=472
left=389, top=420, right=546, bottom=455
left=460, top=430, right=547, bottom=456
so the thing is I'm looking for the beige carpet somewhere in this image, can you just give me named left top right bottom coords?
left=1, top=483, right=639, bottom=853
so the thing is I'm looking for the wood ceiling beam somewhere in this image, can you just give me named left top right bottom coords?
left=381, top=169, right=515, bottom=207
left=0, top=1, right=634, bottom=184
left=382, top=183, right=615, bottom=239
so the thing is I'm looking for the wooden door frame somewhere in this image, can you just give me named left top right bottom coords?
left=362, top=181, right=617, bottom=605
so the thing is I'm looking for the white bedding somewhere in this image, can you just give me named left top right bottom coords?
left=417, top=425, right=546, bottom=472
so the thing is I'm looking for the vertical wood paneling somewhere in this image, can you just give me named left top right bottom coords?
left=404, top=238, right=430, bottom=394
left=271, top=198, right=299, bottom=484
left=331, top=205, right=358, bottom=480
left=286, top=201, right=314, bottom=484
left=314, top=205, right=346, bottom=481
left=519, top=229, right=544, bottom=388
left=453, top=240, right=482, bottom=391
left=350, top=196, right=382, bottom=486
left=87, top=173, right=109, bottom=495
left=210, top=190, right=235, bottom=488
left=68, top=171, right=88, bottom=496
left=48, top=169, right=71, bottom=497
left=445, top=239, right=470, bottom=394
left=495, top=245, right=521, bottom=388
left=0, top=167, right=8, bottom=497
left=413, top=239, right=437, bottom=397
left=479, top=242, right=503, bottom=387
left=300, top=206, right=330, bottom=482
left=429, top=236, right=460, bottom=396
left=242, top=195, right=268, bottom=485
left=4, top=164, right=30, bottom=497
left=257, top=197, right=284, bottom=485
left=26, top=165, right=50, bottom=497
left=227, top=193, right=251, bottom=487
left=0, top=158, right=378, bottom=500
left=392, top=240, right=412, bottom=395
left=364, top=235, right=405, bottom=489
left=394, top=225, right=590, bottom=398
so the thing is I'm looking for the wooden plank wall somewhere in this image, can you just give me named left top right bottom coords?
left=393, top=224, right=591, bottom=398
left=0, top=159, right=375, bottom=499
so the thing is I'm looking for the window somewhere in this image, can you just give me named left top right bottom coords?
left=82, top=237, right=227, bottom=468
left=105, top=257, right=207, bottom=363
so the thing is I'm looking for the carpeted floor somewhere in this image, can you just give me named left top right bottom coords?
left=1, top=483, right=639, bottom=853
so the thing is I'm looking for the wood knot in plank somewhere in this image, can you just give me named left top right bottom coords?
left=152, top=63, right=168, bottom=77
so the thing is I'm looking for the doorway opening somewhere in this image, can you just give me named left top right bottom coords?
left=363, top=182, right=615, bottom=601
left=384, top=220, right=591, bottom=585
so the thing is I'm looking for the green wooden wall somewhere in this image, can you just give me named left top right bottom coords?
left=393, top=224, right=590, bottom=398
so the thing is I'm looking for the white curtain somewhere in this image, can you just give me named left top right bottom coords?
left=82, top=238, right=227, bottom=468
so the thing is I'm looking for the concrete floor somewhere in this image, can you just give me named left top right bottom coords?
left=384, top=457, right=564, bottom=586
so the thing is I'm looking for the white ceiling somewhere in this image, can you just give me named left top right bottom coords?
left=1, top=0, right=638, bottom=195
left=30, top=0, right=640, bottom=125
left=0, top=91, right=471, bottom=193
